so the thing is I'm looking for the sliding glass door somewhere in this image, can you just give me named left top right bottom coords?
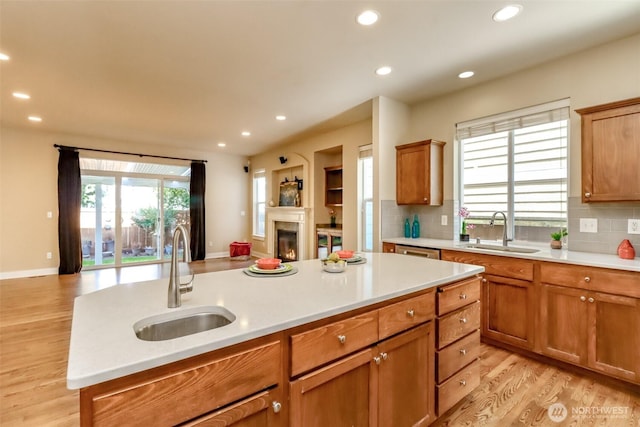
left=80, top=158, right=191, bottom=269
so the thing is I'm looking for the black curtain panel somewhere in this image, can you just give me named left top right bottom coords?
left=58, top=147, right=83, bottom=274
left=190, top=161, right=206, bottom=261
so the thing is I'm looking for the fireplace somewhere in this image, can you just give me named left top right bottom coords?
left=266, top=207, right=310, bottom=261
left=277, top=228, right=298, bottom=262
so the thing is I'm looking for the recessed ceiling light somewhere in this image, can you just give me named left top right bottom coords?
left=217, top=142, right=226, bottom=147
left=275, top=115, right=286, bottom=121
left=375, top=66, right=392, bottom=76
left=241, top=131, right=251, bottom=136
left=28, top=116, right=42, bottom=122
left=0, top=53, right=9, bottom=61
left=357, top=10, right=379, bottom=26
left=13, top=92, right=31, bottom=100
left=492, top=4, right=522, bottom=22
left=458, top=71, right=475, bottom=79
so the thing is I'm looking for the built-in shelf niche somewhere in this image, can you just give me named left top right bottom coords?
left=324, top=166, right=343, bottom=207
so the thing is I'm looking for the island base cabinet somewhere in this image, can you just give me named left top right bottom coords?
left=377, top=323, right=435, bottom=427
left=289, top=349, right=375, bottom=427
left=289, top=323, right=434, bottom=427
left=80, top=340, right=282, bottom=427
left=183, top=387, right=284, bottom=427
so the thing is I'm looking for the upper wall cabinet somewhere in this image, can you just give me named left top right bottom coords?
left=396, top=139, right=445, bottom=205
left=576, top=97, right=640, bottom=202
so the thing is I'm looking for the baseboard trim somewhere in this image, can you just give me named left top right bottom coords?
left=0, top=267, right=59, bottom=280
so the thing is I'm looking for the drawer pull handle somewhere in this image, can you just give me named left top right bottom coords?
left=588, top=297, right=594, bottom=303
left=460, top=293, right=467, bottom=300
left=460, top=349, right=467, bottom=355
left=585, top=192, right=591, bottom=198
left=373, top=356, right=381, bottom=365
left=460, top=318, right=468, bottom=324
left=460, top=380, right=467, bottom=386
left=482, top=278, right=487, bottom=283
left=272, top=401, right=282, bottom=413
left=584, top=276, right=591, bottom=283
left=337, top=335, right=346, bottom=344
left=580, top=296, right=586, bottom=302
left=407, top=309, right=415, bottom=317
left=381, top=352, right=388, bottom=361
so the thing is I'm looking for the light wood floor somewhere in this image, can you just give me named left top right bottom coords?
left=1, top=259, right=638, bottom=426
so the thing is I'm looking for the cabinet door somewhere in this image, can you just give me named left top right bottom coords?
left=395, top=140, right=444, bottom=206
left=184, top=388, right=284, bottom=427
left=289, top=349, right=375, bottom=427
left=540, top=284, right=588, bottom=365
left=482, top=274, right=534, bottom=350
left=588, top=292, right=640, bottom=382
left=377, top=322, right=434, bottom=427
left=396, top=143, right=430, bottom=205
left=578, top=99, right=640, bottom=202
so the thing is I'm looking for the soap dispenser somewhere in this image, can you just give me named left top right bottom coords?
left=404, top=218, right=411, bottom=238
left=412, top=215, right=420, bottom=238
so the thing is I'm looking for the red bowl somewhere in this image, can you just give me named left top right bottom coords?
left=256, top=258, right=282, bottom=270
left=335, top=250, right=354, bottom=259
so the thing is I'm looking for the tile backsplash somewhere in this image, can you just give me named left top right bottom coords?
left=568, top=197, right=640, bottom=255
left=382, top=197, right=640, bottom=256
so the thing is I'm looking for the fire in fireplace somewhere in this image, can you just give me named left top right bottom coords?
left=275, top=221, right=299, bottom=262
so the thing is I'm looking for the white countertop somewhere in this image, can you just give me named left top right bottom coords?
left=67, top=253, right=483, bottom=389
left=384, top=238, right=640, bottom=272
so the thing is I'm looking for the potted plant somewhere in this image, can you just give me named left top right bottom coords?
left=550, top=228, right=567, bottom=249
left=328, top=208, right=337, bottom=228
left=459, top=207, right=471, bottom=242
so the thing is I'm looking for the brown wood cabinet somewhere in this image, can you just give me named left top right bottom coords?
left=435, top=277, right=481, bottom=416
left=382, top=242, right=396, bottom=253
left=80, top=338, right=284, bottom=427
left=540, top=263, right=640, bottom=383
left=442, top=249, right=640, bottom=386
left=396, top=140, right=445, bottom=205
left=576, top=97, right=640, bottom=202
left=441, top=250, right=535, bottom=351
left=324, top=166, right=343, bottom=207
left=289, top=289, right=437, bottom=426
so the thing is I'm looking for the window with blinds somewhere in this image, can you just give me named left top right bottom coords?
left=457, top=100, right=569, bottom=238
left=253, top=170, right=266, bottom=237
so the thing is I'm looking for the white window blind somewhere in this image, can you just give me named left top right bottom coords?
left=457, top=100, right=569, bottom=231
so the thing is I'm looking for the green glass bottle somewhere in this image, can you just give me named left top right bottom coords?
left=412, top=215, right=420, bottom=238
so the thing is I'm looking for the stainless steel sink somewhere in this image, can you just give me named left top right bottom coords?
left=134, top=306, right=235, bottom=341
left=465, top=244, right=539, bottom=254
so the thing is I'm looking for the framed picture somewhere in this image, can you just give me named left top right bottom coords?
left=279, top=181, right=299, bottom=206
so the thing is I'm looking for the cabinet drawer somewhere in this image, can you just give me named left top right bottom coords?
left=437, top=359, right=480, bottom=416
left=436, top=330, right=480, bottom=383
left=437, top=302, right=480, bottom=349
left=441, top=250, right=534, bottom=281
left=90, top=341, right=281, bottom=427
left=540, top=263, right=640, bottom=298
left=291, top=311, right=378, bottom=376
left=437, top=277, right=481, bottom=316
left=378, top=290, right=435, bottom=339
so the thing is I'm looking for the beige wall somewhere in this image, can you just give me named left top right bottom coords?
left=0, top=126, right=248, bottom=277
left=249, top=119, right=372, bottom=258
left=403, top=33, right=640, bottom=202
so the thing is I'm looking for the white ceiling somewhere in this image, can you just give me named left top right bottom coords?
left=1, top=1, right=639, bottom=156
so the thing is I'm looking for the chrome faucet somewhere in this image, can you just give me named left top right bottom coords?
left=168, top=225, right=195, bottom=308
left=490, top=211, right=512, bottom=247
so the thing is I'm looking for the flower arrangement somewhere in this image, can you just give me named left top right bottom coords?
left=328, top=208, right=336, bottom=227
left=459, top=207, right=470, bottom=235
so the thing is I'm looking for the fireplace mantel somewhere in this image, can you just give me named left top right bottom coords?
left=266, top=207, right=311, bottom=260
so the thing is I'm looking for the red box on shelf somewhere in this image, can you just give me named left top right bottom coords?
left=229, top=242, right=252, bottom=260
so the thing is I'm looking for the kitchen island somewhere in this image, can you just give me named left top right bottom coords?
left=68, top=253, right=484, bottom=426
